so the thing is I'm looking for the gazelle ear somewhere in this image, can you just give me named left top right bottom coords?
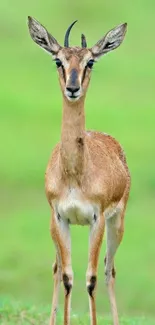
left=91, top=23, right=127, bottom=59
left=28, top=16, right=61, bottom=56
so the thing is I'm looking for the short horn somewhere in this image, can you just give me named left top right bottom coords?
left=81, top=33, right=87, bottom=48
left=64, top=20, right=78, bottom=47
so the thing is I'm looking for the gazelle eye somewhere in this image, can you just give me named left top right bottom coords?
left=55, top=58, right=62, bottom=68
left=87, top=59, right=94, bottom=69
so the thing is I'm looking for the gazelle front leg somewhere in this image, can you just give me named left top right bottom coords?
left=50, top=210, right=73, bottom=325
left=86, top=215, right=105, bottom=325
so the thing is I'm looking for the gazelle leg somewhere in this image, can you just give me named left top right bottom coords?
left=50, top=211, right=73, bottom=325
left=105, top=207, right=125, bottom=325
left=50, top=252, right=61, bottom=325
left=86, top=215, right=105, bottom=325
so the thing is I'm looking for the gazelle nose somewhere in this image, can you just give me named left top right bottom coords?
left=66, top=86, right=80, bottom=94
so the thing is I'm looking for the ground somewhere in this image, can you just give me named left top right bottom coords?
left=1, top=300, right=155, bottom=325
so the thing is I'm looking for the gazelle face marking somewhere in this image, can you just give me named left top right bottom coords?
left=56, top=48, right=94, bottom=101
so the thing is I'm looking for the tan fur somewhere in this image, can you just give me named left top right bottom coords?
left=45, top=93, right=130, bottom=209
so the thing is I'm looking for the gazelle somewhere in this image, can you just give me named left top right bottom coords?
left=28, top=17, right=131, bottom=325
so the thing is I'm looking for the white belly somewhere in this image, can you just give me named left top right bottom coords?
left=55, top=188, right=100, bottom=225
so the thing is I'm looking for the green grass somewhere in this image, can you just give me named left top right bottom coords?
left=0, top=0, right=155, bottom=321
left=0, top=300, right=155, bottom=325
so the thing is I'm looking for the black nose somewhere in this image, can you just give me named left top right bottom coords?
left=66, top=86, right=80, bottom=94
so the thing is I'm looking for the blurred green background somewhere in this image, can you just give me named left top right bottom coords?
left=0, top=0, right=155, bottom=320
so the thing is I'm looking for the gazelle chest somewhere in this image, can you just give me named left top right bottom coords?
left=55, top=188, right=100, bottom=225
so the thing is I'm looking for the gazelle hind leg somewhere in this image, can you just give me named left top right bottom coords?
left=105, top=202, right=125, bottom=325
left=50, top=253, right=62, bottom=325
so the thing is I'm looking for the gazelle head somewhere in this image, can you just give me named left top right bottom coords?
left=28, top=17, right=127, bottom=103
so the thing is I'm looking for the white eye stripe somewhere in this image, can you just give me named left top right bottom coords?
left=79, top=53, right=92, bottom=69
left=57, top=53, right=70, bottom=69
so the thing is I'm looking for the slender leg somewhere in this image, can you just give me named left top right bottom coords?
left=50, top=252, right=61, bottom=325
left=105, top=206, right=125, bottom=325
left=50, top=211, right=73, bottom=325
left=86, top=215, right=105, bottom=325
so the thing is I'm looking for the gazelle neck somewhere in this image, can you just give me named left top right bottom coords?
left=60, top=95, right=85, bottom=180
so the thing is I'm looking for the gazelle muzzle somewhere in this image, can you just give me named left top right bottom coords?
left=65, top=68, right=81, bottom=101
